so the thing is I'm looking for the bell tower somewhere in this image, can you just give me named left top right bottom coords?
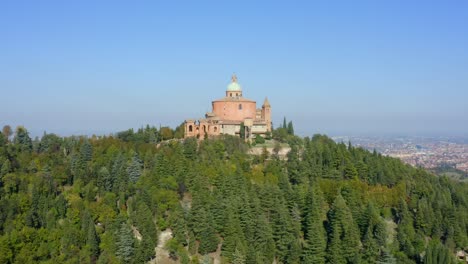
left=262, top=97, right=272, bottom=132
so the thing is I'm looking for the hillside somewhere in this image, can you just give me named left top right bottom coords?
left=0, top=126, right=467, bottom=264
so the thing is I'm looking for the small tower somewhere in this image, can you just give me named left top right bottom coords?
left=262, top=97, right=272, bottom=132
left=226, top=74, right=243, bottom=98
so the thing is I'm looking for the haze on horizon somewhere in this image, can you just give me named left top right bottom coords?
left=1, top=1, right=467, bottom=138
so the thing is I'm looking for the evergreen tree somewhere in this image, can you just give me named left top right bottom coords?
left=302, top=185, right=326, bottom=264
left=87, top=218, right=100, bottom=261
left=239, top=123, right=246, bottom=139
left=80, top=139, right=93, bottom=162
left=376, top=249, right=396, bottom=264
left=0, top=159, right=11, bottom=177
left=221, top=209, right=246, bottom=261
left=326, top=194, right=361, bottom=264
left=197, top=209, right=219, bottom=255
left=127, top=154, right=142, bottom=183
left=232, top=247, right=246, bottom=264
left=287, top=121, right=294, bottom=135
left=98, top=166, right=112, bottom=192
left=116, top=223, right=135, bottom=262
left=13, top=126, right=32, bottom=152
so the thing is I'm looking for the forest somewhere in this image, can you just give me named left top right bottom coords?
left=0, top=124, right=466, bottom=264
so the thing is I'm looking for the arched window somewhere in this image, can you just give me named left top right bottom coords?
left=236, top=93, right=238, bottom=96
left=189, top=125, right=193, bottom=132
left=239, top=104, right=242, bottom=110
left=214, top=127, right=218, bottom=132
left=230, top=93, right=232, bottom=97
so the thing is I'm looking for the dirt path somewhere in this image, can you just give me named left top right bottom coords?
left=149, top=229, right=175, bottom=264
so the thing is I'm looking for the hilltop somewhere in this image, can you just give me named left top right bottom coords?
left=0, top=125, right=467, bottom=263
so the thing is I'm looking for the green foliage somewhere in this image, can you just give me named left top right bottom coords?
left=127, top=154, right=142, bottom=183
left=116, top=222, right=135, bottom=262
left=13, top=126, right=32, bottom=152
left=254, top=134, right=265, bottom=144
left=326, top=194, right=361, bottom=263
left=424, top=240, right=456, bottom=264
left=239, top=122, right=245, bottom=139
left=302, top=184, right=327, bottom=263
left=0, top=126, right=466, bottom=263
left=287, top=121, right=294, bottom=135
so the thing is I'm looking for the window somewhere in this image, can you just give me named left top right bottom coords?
left=230, top=93, right=232, bottom=97
left=239, top=104, right=242, bottom=110
left=189, top=125, right=193, bottom=132
left=214, top=127, right=218, bottom=132
left=236, top=93, right=238, bottom=96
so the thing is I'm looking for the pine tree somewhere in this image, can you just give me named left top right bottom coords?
left=231, top=247, right=246, bottom=264
left=302, top=185, right=326, bottom=264
left=326, top=194, right=361, bottom=264
left=221, top=209, right=246, bottom=261
left=377, top=249, right=396, bottom=264
left=13, top=126, right=32, bottom=152
left=198, top=209, right=219, bottom=255
left=87, top=218, right=100, bottom=261
left=0, top=159, right=11, bottom=177
left=171, top=205, right=188, bottom=246
left=116, top=223, right=135, bottom=262
left=80, top=140, right=93, bottom=162
left=127, top=154, right=142, bottom=183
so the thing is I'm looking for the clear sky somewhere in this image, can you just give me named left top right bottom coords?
left=1, top=1, right=467, bottom=137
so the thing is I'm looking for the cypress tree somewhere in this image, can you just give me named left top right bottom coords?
left=287, top=121, right=294, bottom=135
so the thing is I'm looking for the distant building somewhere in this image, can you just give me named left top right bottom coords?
left=184, top=75, right=272, bottom=139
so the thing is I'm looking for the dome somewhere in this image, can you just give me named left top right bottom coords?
left=227, top=82, right=242, bottom=91
left=227, top=74, right=242, bottom=91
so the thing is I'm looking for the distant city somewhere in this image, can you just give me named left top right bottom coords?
left=333, top=136, right=468, bottom=176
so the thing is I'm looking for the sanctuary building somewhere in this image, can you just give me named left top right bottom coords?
left=184, top=75, right=272, bottom=139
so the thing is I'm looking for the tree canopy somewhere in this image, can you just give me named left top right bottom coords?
left=0, top=125, right=466, bottom=263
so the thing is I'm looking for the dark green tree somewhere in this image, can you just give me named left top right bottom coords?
left=87, top=218, right=100, bottom=261
left=302, top=185, right=326, bottom=264
left=239, top=122, right=245, bottom=139
left=287, top=121, right=294, bottom=135
left=326, top=194, right=361, bottom=264
left=13, top=126, right=32, bottom=152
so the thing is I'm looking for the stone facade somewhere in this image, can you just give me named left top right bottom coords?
left=185, top=75, right=272, bottom=139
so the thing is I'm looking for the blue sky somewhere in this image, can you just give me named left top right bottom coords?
left=1, top=1, right=467, bottom=137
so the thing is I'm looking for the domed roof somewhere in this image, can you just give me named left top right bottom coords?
left=227, top=74, right=242, bottom=91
